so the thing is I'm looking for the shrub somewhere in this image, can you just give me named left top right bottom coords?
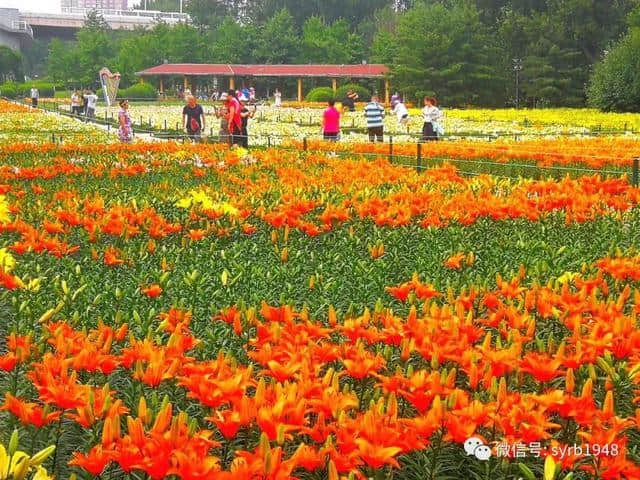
left=0, top=81, right=58, bottom=98
left=0, top=83, right=17, bottom=98
left=305, top=87, right=335, bottom=102
left=335, top=84, right=371, bottom=103
left=118, top=83, right=157, bottom=100
left=588, top=28, right=640, bottom=112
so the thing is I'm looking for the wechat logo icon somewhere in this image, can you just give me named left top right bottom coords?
left=464, top=437, right=492, bottom=461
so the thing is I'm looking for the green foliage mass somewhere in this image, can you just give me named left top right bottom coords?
left=588, top=27, right=640, bottom=112
left=32, top=0, right=640, bottom=109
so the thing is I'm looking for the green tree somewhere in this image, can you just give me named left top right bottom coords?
left=298, top=16, right=365, bottom=64
left=255, top=8, right=300, bottom=63
left=588, top=28, right=640, bottom=112
left=389, top=0, right=505, bottom=106
left=47, top=39, right=75, bottom=84
left=0, top=46, right=23, bottom=82
left=209, top=17, right=256, bottom=63
left=250, top=0, right=393, bottom=30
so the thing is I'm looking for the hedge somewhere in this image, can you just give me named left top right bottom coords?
left=118, top=83, right=157, bottom=100
left=0, top=81, right=60, bottom=98
left=305, top=87, right=335, bottom=102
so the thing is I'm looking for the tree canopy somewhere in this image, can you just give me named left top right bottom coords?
left=29, top=0, right=639, bottom=108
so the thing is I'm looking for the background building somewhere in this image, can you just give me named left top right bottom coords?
left=61, top=0, right=129, bottom=11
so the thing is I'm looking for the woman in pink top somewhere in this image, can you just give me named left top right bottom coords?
left=322, top=99, right=340, bottom=142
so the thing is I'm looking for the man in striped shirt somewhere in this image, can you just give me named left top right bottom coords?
left=364, top=95, right=385, bottom=142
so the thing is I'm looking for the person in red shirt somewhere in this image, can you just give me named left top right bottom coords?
left=225, top=90, right=243, bottom=146
left=322, top=99, right=340, bottom=142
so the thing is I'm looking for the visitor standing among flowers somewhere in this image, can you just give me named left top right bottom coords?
left=239, top=94, right=255, bottom=148
left=364, top=95, right=385, bottom=142
left=322, top=99, right=340, bottom=142
left=215, top=92, right=230, bottom=144
left=393, top=97, right=409, bottom=127
left=422, top=96, right=443, bottom=141
left=274, top=88, right=282, bottom=107
left=225, top=90, right=243, bottom=146
left=71, top=90, right=82, bottom=116
left=30, top=86, right=38, bottom=107
left=118, top=99, right=133, bottom=143
left=182, top=95, right=206, bottom=143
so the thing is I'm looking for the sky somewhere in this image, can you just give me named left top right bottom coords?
left=0, top=0, right=132, bottom=13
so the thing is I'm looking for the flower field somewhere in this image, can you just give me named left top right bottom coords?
left=93, top=104, right=640, bottom=144
left=0, top=101, right=110, bottom=145
left=4, top=100, right=640, bottom=480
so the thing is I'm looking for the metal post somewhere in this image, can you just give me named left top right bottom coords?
left=268, top=136, right=271, bottom=148
left=164, top=119, right=167, bottom=130
left=634, top=158, right=639, bottom=187
left=303, top=137, right=307, bottom=151
left=416, top=142, right=422, bottom=173
left=51, top=133, right=55, bottom=143
left=389, top=136, right=393, bottom=163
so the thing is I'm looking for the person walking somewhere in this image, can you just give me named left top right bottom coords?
left=274, top=88, right=282, bottom=107
left=364, top=95, right=385, bottom=142
left=182, top=94, right=206, bottom=143
left=392, top=97, right=409, bottom=127
left=71, top=90, right=82, bottom=116
left=343, top=89, right=358, bottom=113
left=422, top=96, right=443, bottom=141
left=322, top=99, right=340, bottom=142
left=118, top=99, right=133, bottom=143
left=225, top=90, right=243, bottom=146
left=85, top=90, right=98, bottom=119
left=30, top=86, right=39, bottom=107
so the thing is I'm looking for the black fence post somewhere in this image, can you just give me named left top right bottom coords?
left=164, top=119, right=167, bottom=130
left=634, top=157, right=639, bottom=187
left=51, top=133, right=55, bottom=143
left=303, top=137, right=308, bottom=151
left=389, top=136, right=393, bottom=163
left=416, top=142, right=422, bottom=173
left=268, top=135, right=271, bottom=148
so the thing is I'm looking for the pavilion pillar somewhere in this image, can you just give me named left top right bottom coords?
left=332, top=78, right=337, bottom=93
left=183, top=76, right=188, bottom=91
left=159, top=78, right=164, bottom=94
left=229, top=77, right=235, bottom=90
left=297, top=78, right=303, bottom=102
left=385, top=78, right=391, bottom=105
left=139, top=76, right=145, bottom=84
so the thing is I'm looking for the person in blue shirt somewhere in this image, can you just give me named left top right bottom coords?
left=364, top=95, right=385, bottom=142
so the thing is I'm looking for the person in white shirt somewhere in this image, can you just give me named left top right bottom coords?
left=30, top=87, right=39, bottom=107
left=274, top=88, right=282, bottom=107
left=71, top=90, right=82, bottom=115
left=392, top=98, right=409, bottom=126
left=422, top=96, right=444, bottom=141
left=85, top=90, right=98, bottom=118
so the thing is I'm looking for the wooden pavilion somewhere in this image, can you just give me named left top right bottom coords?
left=135, top=63, right=391, bottom=103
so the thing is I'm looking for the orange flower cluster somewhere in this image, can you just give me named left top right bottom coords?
left=293, top=137, right=640, bottom=169
left=0, top=99, right=34, bottom=113
left=2, top=261, right=640, bottom=478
